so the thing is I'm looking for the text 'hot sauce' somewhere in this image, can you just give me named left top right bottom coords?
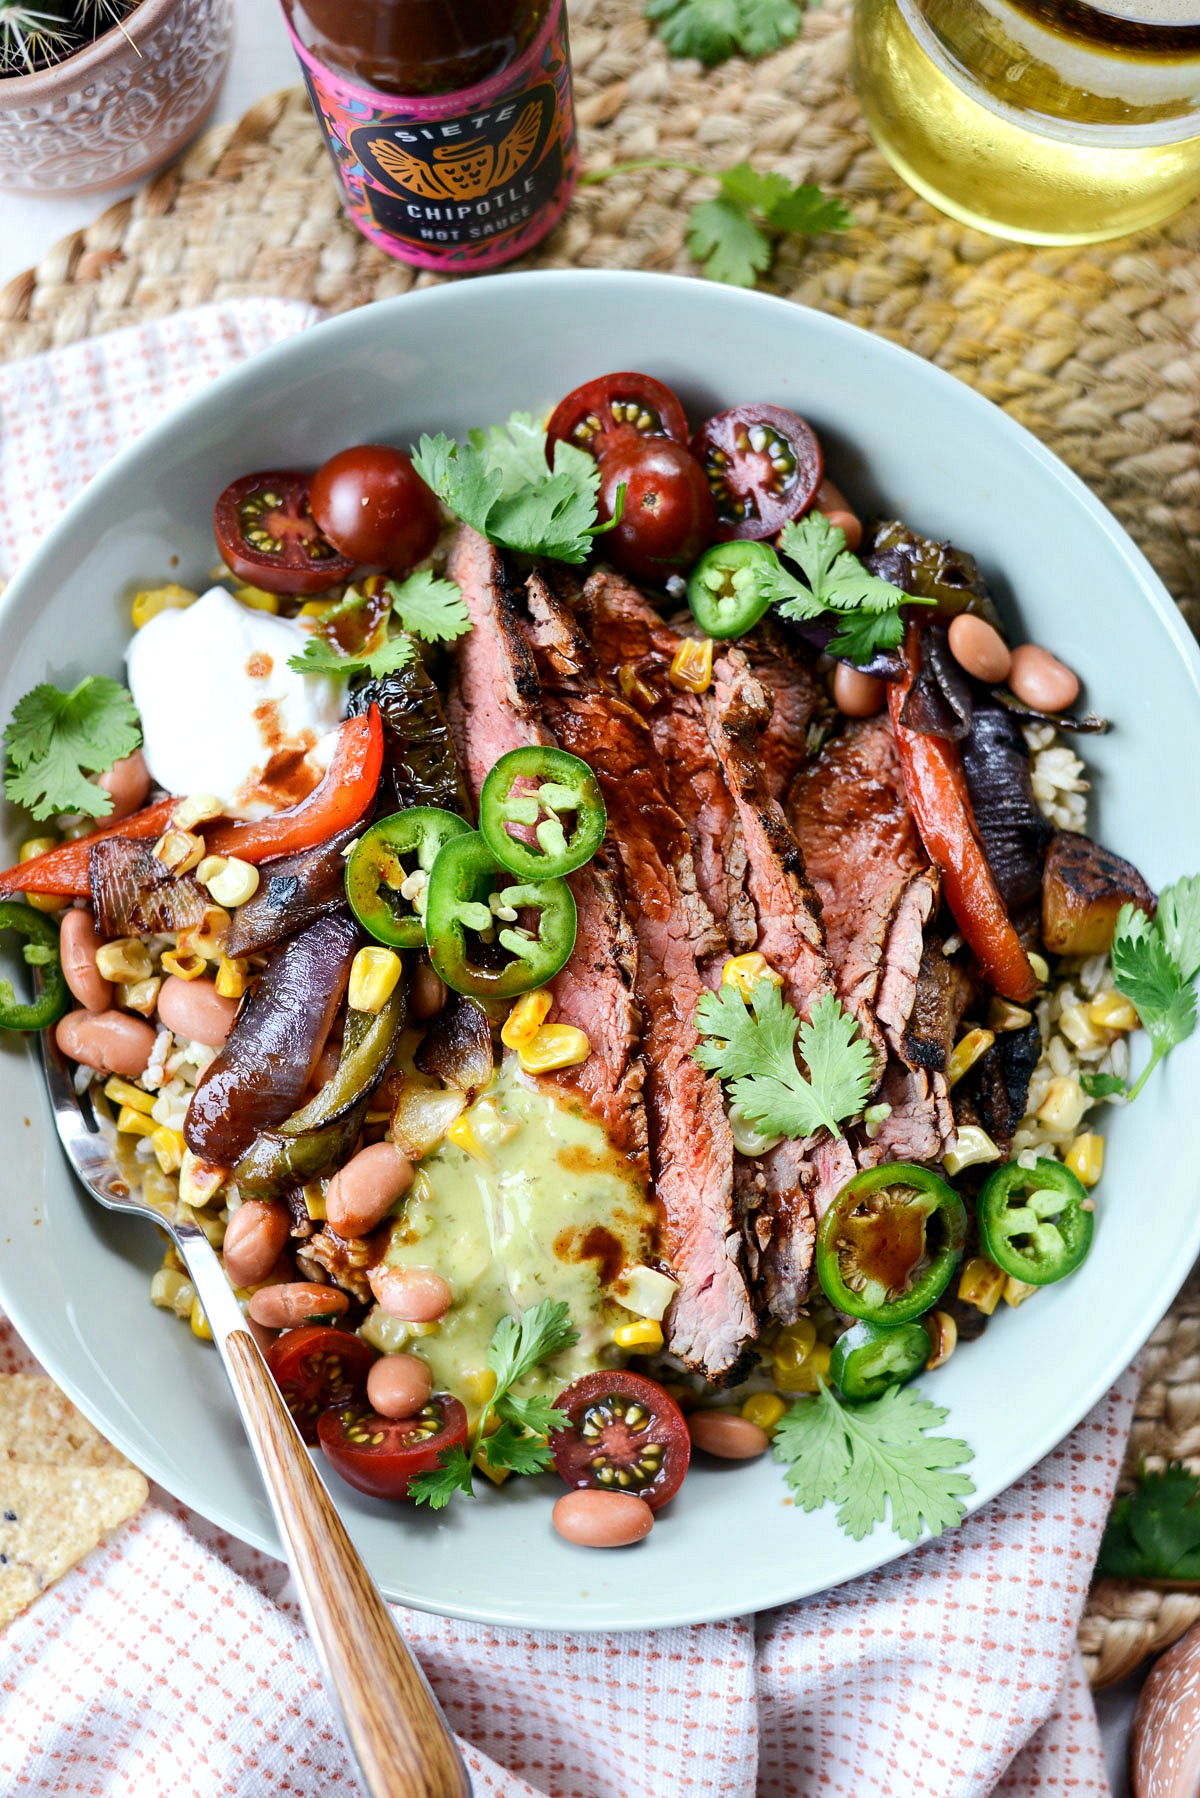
left=280, top=0, right=579, bottom=271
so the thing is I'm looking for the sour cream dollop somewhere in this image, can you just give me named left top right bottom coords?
left=126, top=587, right=347, bottom=820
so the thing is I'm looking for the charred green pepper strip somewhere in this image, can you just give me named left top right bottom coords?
left=686, top=541, right=777, bottom=639
left=233, top=985, right=406, bottom=1199
left=345, top=807, right=470, bottom=948
left=977, top=1158, right=1094, bottom=1286
left=425, top=829, right=577, bottom=1000
left=0, top=901, right=68, bottom=1032
left=816, top=1162, right=967, bottom=1326
left=478, top=746, right=607, bottom=881
left=830, top=1318, right=932, bottom=1404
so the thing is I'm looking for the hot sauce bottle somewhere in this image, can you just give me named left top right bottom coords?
left=280, top=0, right=579, bottom=271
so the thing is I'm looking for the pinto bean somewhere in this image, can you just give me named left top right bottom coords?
left=687, top=1411, right=770, bottom=1460
left=157, top=974, right=240, bottom=1048
left=247, top=1282, right=348, bottom=1329
left=1008, top=643, right=1081, bottom=713
left=59, top=908, right=112, bottom=1013
left=813, top=477, right=863, bottom=553
left=221, top=1199, right=293, bottom=1287
left=97, top=749, right=151, bottom=821
left=366, top=1353, right=433, bottom=1420
left=409, top=957, right=447, bottom=1021
left=55, top=1008, right=155, bottom=1078
left=326, top=1143, right=414, bottom=1238
left=368, top=1264, right=452, bottom=1323
left=552, top=1491, right=654, bottom=1549
left=947, top=613, right=1012, bottom=684
left=833, top=662, right=885, bottom=718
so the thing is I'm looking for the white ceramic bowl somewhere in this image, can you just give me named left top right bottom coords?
left=1, top=272, right=1197, bottom=1632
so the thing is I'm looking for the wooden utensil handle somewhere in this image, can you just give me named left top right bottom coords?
left=224, top=1330, right=471, bottom=1798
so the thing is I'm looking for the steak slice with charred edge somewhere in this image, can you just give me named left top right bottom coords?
left=739, top=620, right=822, bottom=805
left=523, top=569, right=756, bottom=1380
left=901, top=929, right=973, bottom=1076
left=445, top=528, right=647, bottom=1166
left=875, top=869, right=941, bottom=1059
left=580, top=570, right=756, bottom=955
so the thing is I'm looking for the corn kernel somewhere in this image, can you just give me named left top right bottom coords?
left=233, top=585, right=279, bottom=614
left=171, top=1278, right=197, bottom=1320
left=775, top=1341, right=831, bottom=1394
left=190, top=1296, right=214, bottom=1340
left=162, top=949, right=206, bottom=982
left=1065, top=1132, right=1104, bottom=1188
left=614, top=1264, right=679, bottom=1321
left=178, top=905, right=231, bottom=963
left=989, top=999, right=1033, bottom=1033
left=617, top=663, right=657, bottom=709
left=446, top=1112, right=492, bottom=1166
left=104, top=1076, right=155, bottom=1115
left=741, top=1392, right=787, bottom=1433
left=131, top=583, right=197, bottom=629
left=153, top=829, right=205, bottom=875
left=460, top=1368, right=498, bottom=1408
left=1037, top=1075, right=1088, bottom=1135
left=172, top=793, right=222, bottom=831
left=613, top=1319, right=664, bottom=1352
left=958, top=1256, right=1006, bottom=1315
left=203, top=857, right=260, bottom=909
left=215, top=955, right=249, bottom=1000
left=947, top=1027, right=995, bottom=1087
left=1028, top=952, right=1051, bottom=986
left=722, top=953, right=784, bottom=1000
left=150, top=1267, right=189, bottom=1311
left=668, top=636, right=714, bottom=694
left=120, top=976, right=162, bottom=1017
left=943, top=1125, right=1002, bottom=1175
left=501, top=988, right=553, bottom=1050
left=1089, top=992, right=1139, bottom=1033
left=18, top=838, right=66, bottom=912
left=96, top=937, right=153, bottom=984
left=517, top=1024, right=591, bottom=1073
left=774, top=1317, right=817, bottom=1366
left=179, top=1150, right=224, bottom=1209
left=150, top=1126, right=186, bottom=1175
left=301, top=1181, right=327, bottom=1221
left=349, top=946, right=403, bottom=1014
left=20, top=835, right=57, bottom=861
left=1003, top=1277, right=1039, bottom=1309
left=924, top=1310, right=957, bottom=1371
left=474, top=1445, right=511, bottom=1486
left=116, top=1104, right=157, bottom=1138
left=25, top=890, right=66, bottom=914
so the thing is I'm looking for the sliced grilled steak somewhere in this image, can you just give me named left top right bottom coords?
left=739, top=620, right=821, bottom=804
left=901, top=930, right=973, bottom=1075
left=580, top=570, right=756, bottom=955
left=875, top=868, right=941, bottom=1059
left=856, top=1060, right=957, bottom=1168
left=446, top=529, right=646, bottom=1164
left=525, top=571, right=755, bottom=1379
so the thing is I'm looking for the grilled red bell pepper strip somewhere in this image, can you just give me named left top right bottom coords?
left=0, top=798, right=179, bottom=898
left=889, top=625, right=1038, bottom=1004
left=204, top=707, right=383, bottom=865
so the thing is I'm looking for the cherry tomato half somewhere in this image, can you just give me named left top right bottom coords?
left=214, top=471, right=356, bottom=596
left=265, top=1325, right=378, bottom=1445
left=545, top=372, right=689, bottom=467
left=597, top=438, right=717, bottom=585
left=317, top=1395, right=468, bottom=1501
left=548, top=1370, right=690, bottom=1511
left=690, top=404, right=824, bottom=541
left=309, top=445, right=440, bottom=572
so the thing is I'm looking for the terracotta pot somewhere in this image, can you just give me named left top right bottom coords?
left=0, top=0, right=233, bottom=195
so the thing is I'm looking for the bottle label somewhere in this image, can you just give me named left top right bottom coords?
left=286, top=0, right=578, bottom=272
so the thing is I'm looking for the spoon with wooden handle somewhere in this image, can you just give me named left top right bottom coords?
left=40, top=1027, right=471, bottom=1798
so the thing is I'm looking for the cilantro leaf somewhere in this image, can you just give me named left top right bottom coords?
left=495, top=1392, right=569, bottom=1437
left=1097, top=1464, right=1200, bottom=1581
left=1081, top=1072, right=1127, bottom=1100
left=764, top=184, right=856, bottom=237
left=774, top=1382, right=975, bottom=1544
left=646, top=0, right=802, bottom=65
left=481, top=1422, right=557, bottom=1478
left=487, top=1298, right=579, bottom=1392
left=779, top=515, right=910, bottom=614
left=1111, top=892, right=1199, bottom=1101
left=386, top=570, right=471, bottom=645
left=412, top=432, right=604, bottom=563
left=408, top=1445, right=474, bottom=1511
left=687, top=197, right=773, bottom=287
left=824, top=608, right=906, bottom=664
left=286, top=632, right=415, bottom=680
left=694, top=983, right=874, bottom=1140
left=467, top=411, right=550, bottom=496
left=4, top=676, right=142, bottom=822
left=687, top=163, right=850, bottom=287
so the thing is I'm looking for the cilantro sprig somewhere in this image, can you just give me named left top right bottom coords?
left=412, top=427, right=617, bottom=564
left=694, top=983, right=875, bottom=1140
left=1098, top=1463, right=1200, bottom=1582
left=581, top=159, right=852, bottom=290
left=287, top=633, right=416, bottom=680
left=774, top=1381, right=975, bottom=1543
left=1101, top=876, right=1200, bottom=1102
left=385, top=570, right=471, bottom=645
left=4, top=675, right=141, bottom=822
left=646, top=0, right=804, bottom=64
left=286, top=569, right=470, bottom=680
left=408, top=1299, right=580, bottom=1509
left=769, top=513, right=926, bottom=663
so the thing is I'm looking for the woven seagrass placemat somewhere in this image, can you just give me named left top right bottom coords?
left=1, top=0, right=1198, bottom=1684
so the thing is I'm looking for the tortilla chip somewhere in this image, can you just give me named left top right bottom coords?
left=0, top=1460, right=148, bottom=1626
left=0, top=1375, right=128, bottom=1469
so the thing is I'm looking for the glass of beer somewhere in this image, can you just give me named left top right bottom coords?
left=851, top=0, right=1200, bottom=243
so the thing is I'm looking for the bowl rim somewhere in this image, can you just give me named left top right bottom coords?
left=1, top=268, right=1198, bottom=1628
